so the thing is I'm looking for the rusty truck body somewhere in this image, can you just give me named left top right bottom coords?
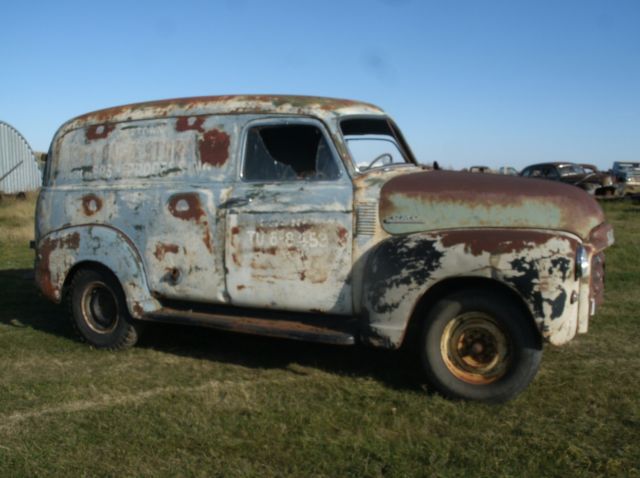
left=35, top=95, right=614, bottom=402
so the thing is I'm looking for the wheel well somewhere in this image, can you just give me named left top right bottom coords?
left=401, top=277, right=540, bottom=350
left=62, top=261, right=122, bottom=299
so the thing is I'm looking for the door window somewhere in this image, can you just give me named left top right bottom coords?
left=243, top=123, right=341, bottom=181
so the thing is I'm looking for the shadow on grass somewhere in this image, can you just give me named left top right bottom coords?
left=0, top=268, right=72, bottom=339
left=0, top=268, right=427, bottom=394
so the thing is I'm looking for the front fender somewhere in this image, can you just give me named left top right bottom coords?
left=361, top=229, right=580, bottom=348
left=34, top=225, right=160, bottom=318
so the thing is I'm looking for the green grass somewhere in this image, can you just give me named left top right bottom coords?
left=1, top=194, right=639, bottom=477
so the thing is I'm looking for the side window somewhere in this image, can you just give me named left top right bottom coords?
left=243, top=124, right=340, bottom=181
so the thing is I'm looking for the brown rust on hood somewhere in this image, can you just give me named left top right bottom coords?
left=380, top=170, right=605, bottom=240
left=81, top=194, right=103, bottom=216
left=199, top=129, right=230, bottom=167
left=439, top=229, right=563, bottom=256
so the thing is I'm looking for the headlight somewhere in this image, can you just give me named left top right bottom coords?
left=576, top=245, right=590, bottom=279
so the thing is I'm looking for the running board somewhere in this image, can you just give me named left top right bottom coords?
left=144, top=307, right=358, bottom=346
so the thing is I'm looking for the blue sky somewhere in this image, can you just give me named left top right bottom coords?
left=1, top=0, right=638, bottom=171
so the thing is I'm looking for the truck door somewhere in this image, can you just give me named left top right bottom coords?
left=224, top=118, right=353, bottom=315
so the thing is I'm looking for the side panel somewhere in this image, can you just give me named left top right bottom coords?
left=35, top=225, right=160, bottom=318
left=361, top=229, right=580, bottom=348
left=40, top=115, right=238, bottom=306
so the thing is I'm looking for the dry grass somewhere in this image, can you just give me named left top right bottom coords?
left=0, top=192, right=37, bottom=242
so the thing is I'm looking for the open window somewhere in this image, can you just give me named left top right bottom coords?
left=243, top=123, right=341, bottom=181
left=340, top=117, right=413, bottom=172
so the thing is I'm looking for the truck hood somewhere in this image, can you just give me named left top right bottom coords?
left=379, top=170, right=605, bottom=240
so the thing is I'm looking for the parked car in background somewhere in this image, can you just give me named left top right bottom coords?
left=579, top=164, right=621, bottom=196
left=497, top=166, right=518, bottom=175
left=469, top=165, right=493, bottom=173
left=612, top=161, right=640, bottom=195
left=520, top=162, right=620, bottom=196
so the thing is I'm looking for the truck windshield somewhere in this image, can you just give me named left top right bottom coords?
left=340, top=118, right=413, bottom=172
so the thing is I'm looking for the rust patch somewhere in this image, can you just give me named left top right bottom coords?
left=86, top=123, right=115, bottom=140
left=231, top=226, right=240, bottom=235
left=337, top=227, right=348, bottom=246
left=237, top=285, right=246, bottom=291
left=198, top=129, right=230, bottom=167
left=81, top=194, right=103, bottom=216
left=167, top=193, right=205, bottom=222
left=71, top=95, right=383, bottom=126
left=154, top=243, right=180, bottom=261
left=35, top=232, right=81, bottom=301
left=167, top=193, right=214, bottom=254
left=175, top=116, right=205, bottom=132
left=439, top=230, right=552, bottom=257
left=203, top=227, right=214, bottom=253
left=379, top=170, right=605, bottom=239
left=36, top=237, right=58, bottom=300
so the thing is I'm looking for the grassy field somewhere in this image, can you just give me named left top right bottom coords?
left=1, top=193, right=639, bottom=477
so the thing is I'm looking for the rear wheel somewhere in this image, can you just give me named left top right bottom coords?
left=419, top=289, right=542, bottom=403
left=67, top=268, right=140, bottom=349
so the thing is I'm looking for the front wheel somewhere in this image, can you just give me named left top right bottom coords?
left=67, top=268, right=141, bottom=350
left=419, top=289, right=542, bottom=403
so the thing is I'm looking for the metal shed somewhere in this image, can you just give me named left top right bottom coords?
left=0, top=121, right=42, bottom=194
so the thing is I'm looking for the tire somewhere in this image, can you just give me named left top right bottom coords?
left=419, top=289, right=542, bottom=403
left=67, top=268, right=141, bottom=350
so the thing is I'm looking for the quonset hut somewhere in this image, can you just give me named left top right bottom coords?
left=0, top=121, right=42, bottom=194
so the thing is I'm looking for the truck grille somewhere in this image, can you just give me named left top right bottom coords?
left=356, top=203, right=378, bottom=236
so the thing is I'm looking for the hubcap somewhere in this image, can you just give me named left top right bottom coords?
left=440, top=312, right=511, bottom=385
left=81, top=281, right=119, bottom=333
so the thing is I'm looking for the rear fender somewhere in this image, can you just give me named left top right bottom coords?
left=35, top=225, right=160, bottom=318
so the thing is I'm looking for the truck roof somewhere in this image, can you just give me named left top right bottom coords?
left=56, top=95, right=386, bottom=138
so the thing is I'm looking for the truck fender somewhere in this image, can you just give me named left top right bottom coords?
left=35, top=225, right=160, bottom=318
left=360, top=230, right=580, bottom=349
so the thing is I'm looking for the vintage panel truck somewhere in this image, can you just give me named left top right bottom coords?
left=35, top=96, right=614, bottom=402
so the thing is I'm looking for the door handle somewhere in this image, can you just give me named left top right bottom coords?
left=221, top=197, right=252, bottom=209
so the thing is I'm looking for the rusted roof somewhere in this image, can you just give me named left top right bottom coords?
left=57, top=95, right=385, bottom=137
